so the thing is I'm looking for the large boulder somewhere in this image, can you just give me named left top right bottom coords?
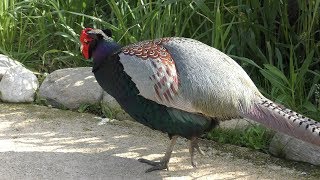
left=0, top=55, right=38, bottom=102
left=40, top=67, right=133, bottom=120
left=0, top=54, right=23, bottom=79
left=39, top=67, right=104, bottom=109
left=269, top=132, right=320, bottom=165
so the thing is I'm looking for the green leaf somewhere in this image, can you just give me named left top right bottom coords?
left=296, top=50, right=314, bottom=86
left=259, top=64, right=291, bottom=93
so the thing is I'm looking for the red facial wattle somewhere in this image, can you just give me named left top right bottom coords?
left=80, top=28, right=93, bottom=59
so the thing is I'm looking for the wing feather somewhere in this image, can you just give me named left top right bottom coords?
left=118, top=38, right=196, bottom=113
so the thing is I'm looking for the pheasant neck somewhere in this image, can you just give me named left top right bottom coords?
left=92, top=41, right=121, bottom=71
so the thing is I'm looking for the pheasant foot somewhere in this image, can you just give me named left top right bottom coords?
left=189, top=137, right=205, bottom=167
left=138, top=136, right=178, bottom=173
left=138, top=158, right=169, bottom=172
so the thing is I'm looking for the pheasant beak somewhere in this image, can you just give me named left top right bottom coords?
left=80, top=44, right=84, bottom=53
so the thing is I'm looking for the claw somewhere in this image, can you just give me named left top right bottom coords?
left=138, top=158, right=169, bottom=172
left=195, top=144, right=206, bottom=156
left=138, top=136, right=178, bottom=173
left=191, top=161, right=197, bottom=168
left=189, top=137, right=205, bottom=167
left=138, top=158, right=159, bottom=166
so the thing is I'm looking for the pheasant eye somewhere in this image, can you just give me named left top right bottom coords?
left=83, top=36, right=93, bottom=45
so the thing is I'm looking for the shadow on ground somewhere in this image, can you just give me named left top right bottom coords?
left=0, top=103, right=317, bottom=179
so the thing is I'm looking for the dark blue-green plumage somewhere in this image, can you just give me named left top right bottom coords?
left=92, top=39, right=217, bottom=139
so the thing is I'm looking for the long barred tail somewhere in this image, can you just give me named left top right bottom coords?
left=241, top=97, right=320, bottom=146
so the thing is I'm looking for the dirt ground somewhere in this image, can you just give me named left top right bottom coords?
left=0, top=103, right=319, bottom=179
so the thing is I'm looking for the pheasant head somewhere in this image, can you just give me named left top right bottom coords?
left=80, top=28, right=113, bottom=59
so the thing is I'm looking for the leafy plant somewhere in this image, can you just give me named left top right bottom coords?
left=78, top=103, right=119, bottom=119
left=206, top=125, right=274, bottom=152
left=0, top=0, right=319, bottom=150
left=78, top=103, right=105, bottom=117
left=259, top=50, right=320, bottom=120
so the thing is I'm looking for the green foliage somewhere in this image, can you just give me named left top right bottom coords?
left=0, top=0, right=94, bottom=72
left=0, top=1, right=319, bottom=118
left=1, top=0, right=319, bottom=152
left=259, top=50, right=320, bottom=120
left=78, top=103, right=118, bottom=119
left=78, top=103, right=105, bottom=117
left=206, top=125, right=274, bottom=152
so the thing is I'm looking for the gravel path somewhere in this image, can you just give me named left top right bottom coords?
left=0, top=103, right=318, bottom=179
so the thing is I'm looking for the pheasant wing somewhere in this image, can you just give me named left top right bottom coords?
left=118, top=38, right=196, bottom=113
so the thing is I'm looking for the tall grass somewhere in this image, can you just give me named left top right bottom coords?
left=0, top=0, right=319, bottom=119
left=0, top=0, right=97, bottom=71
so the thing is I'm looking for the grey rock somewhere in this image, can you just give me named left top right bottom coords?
left=102, top=92, right=133, bottom=121
left=269, top=132, right=320, bottom=165
left=39, top=67, right=134, bottom=121
left=39, top=67, right=103, bottom=109
left=0, top=66, right=39, bottom=102
left=0, top=54, right=23, bottom=80
left=219, top=118, right=257, bottom=130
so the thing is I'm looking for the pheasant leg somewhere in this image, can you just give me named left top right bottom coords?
left=189, top=137, right=205, bottom=167
left=138, top=136, right=178, bottom=173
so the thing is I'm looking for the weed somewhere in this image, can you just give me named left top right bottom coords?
left=206, top=124, right=274, bottom=152
left=78, top=102, right=119, bottom=119
left=78, top=103, right=104, bottom=116
left=1, top=0, right=319, bottom=151
left=0, top=1, right=318, bottom=118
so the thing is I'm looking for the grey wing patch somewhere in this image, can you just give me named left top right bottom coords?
left=119, top=39, right=197, bottom=113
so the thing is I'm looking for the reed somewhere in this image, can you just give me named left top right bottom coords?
left=0, top=0, right=319, bottom=118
